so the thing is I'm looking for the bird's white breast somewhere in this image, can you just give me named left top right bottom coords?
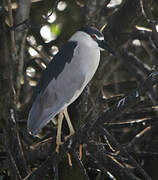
left=77, top=43, right=100, bottom=85
left=67, top=31, right=101, bottom=105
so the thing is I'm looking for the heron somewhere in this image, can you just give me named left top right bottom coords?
left=27, top=26, right=114, bottom=153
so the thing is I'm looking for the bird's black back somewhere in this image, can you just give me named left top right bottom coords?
left=32, top=41, right=77, bottom=102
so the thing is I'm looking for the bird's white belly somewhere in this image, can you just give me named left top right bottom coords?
left=65, top=46, right=100, bottom=106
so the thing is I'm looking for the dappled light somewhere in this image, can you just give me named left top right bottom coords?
left=107, top=0, right=122, bottom=8
left=57, top=1, right=67, bottom=11
left=47, top=11, right=56, bottom=23
left=26, top=66, right=36, bottom=78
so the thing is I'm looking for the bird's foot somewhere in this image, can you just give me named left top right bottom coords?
left=67, top=153, right=72, bottom=166
left=79, top=144, right=82, bottom=160
left=64, top=134, right=73, bottom=141
left=56, top=141, right=63, bottom=153
left=64, top=131, right=75, bottom=141
left=66, top=145, right=82, bottom=166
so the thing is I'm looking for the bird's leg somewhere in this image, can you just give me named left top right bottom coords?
left=56, top=111, right=64, bottom=153
left=63, top=108, right=83, bottom=162
left=63, top=108, right=75, bottom=141
left=52, top=117, right=57, bottom=125
left=56, top=110, right=72, bottom=166
left=79, top=144, right=82, bottom=160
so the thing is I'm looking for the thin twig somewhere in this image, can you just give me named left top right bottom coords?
left=105, top=117, right=158, bottom=129
left=98, top=126, right=151, bottom=180
left=71, top=150, right=89, bottom=180
left=140, top=0, right=158, bottom=47
left=27, top=41, right=51, bottom=64
left=14, top=0, right=31, bottom=101
left=47, top=0, right=60, bottom=18
left=87, top=140, right=140, bottom=180
left=128, top=126, right=151, bottom=148
left=8, top=0, right=17, bottom=57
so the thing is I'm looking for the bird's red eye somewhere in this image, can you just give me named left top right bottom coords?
left=90, top=34, right=96, bottom=39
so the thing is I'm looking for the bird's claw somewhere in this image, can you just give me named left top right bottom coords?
left=56, top=141, right=63, bottom=153
left=64, top=133, right=74, bottom=141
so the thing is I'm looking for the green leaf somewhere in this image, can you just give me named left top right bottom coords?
left=50, top=24, right=61, bottom=36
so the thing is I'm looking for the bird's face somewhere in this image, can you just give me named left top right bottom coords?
left=79, top=26, right=115, bottom=56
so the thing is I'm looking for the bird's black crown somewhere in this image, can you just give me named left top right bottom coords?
left=79, top=26, right=104, bottom=38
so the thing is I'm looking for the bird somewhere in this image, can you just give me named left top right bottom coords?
left=27, top=26, right=115, bottom=153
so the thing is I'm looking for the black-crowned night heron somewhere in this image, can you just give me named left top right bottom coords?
left=27, top=26, right=114, bottom=153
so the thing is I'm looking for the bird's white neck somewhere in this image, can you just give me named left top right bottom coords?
left=69, top=31, right=99, bottom=49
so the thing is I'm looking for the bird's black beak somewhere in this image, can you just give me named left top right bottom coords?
left=99, top=40, right=115, bottom=56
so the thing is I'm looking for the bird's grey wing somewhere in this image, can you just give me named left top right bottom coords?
left=32, top=41, right=78, bottom=101
left=27, top=41, right=85, bottom=135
